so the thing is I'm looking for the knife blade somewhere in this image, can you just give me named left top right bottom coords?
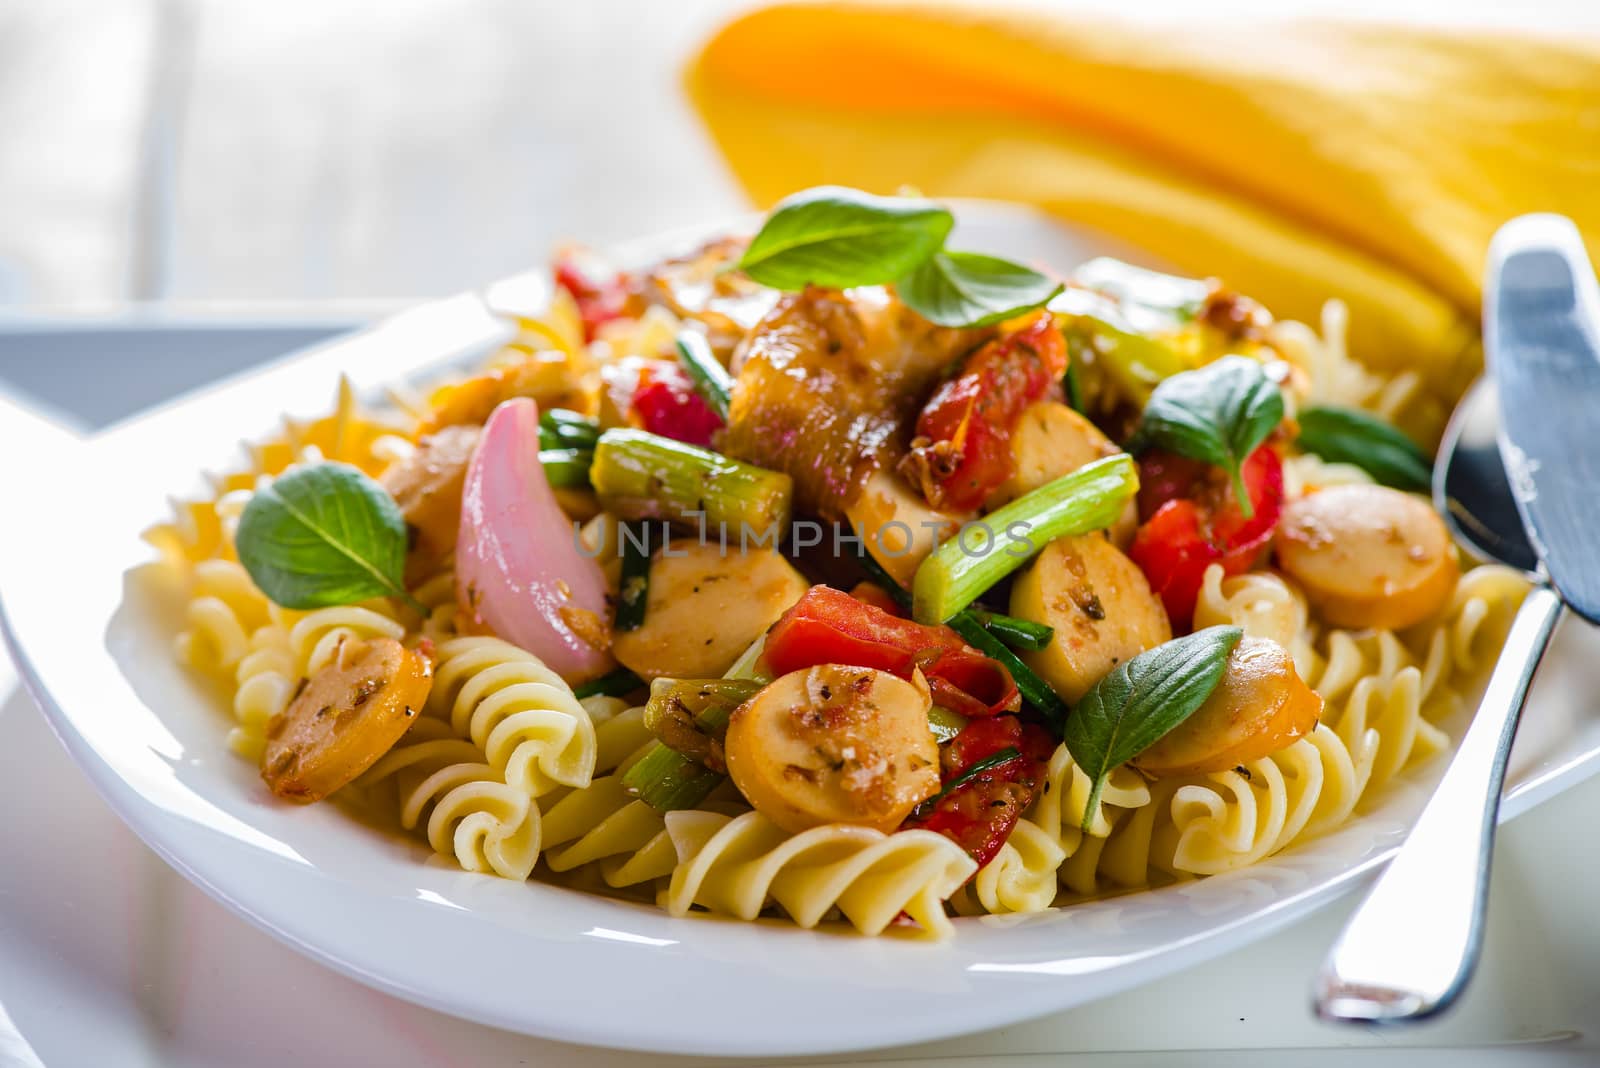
left=1486, top=214, right=1600, bottom=625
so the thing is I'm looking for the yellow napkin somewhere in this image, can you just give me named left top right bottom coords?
left=687, top=3, right=1600, bottom=411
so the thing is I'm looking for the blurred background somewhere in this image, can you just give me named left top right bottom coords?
left=2, top=0, right=1593, bottom=312
left=5, top=0, right=1592, bottom=429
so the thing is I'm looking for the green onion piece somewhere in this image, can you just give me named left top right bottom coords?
left=723, top=635, right=772, bottom=684
left=674, top=331, right=734, bottom=422
left=572, top=667, right=645, bottom=700
left=966, top=606, right=1053, bottom=651
left=623, top=677, right=762, bottom=812
left=914, top=746, right=1021, bottom=816
left=642, top=678, right=763, bottom=749
left=615, top=521, right=653, bottom=631
left=539, top=408, right=600, bottom=451
left=540, top=448, right=594, bottom=489
left=949, top=613, right=1069, bottom=732
left=619, top=744, right=724, bottom=813
left=928, top=704, right=969, bottom=744
left=1063, top=358, right=1085, bottom=414
left=912, top=453, right=1138, bottom=625
left=591, top=429, right=793, bottom=537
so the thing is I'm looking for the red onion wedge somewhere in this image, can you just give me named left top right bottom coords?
left=456, top=398, right=615, bottom=681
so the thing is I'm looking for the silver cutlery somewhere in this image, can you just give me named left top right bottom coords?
left=1314, top=214, right=1600, bottom=1023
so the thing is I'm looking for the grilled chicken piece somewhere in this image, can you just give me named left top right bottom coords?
left=723, top=286, right=984, bottom=520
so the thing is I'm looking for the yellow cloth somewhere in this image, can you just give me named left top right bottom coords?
left=687, top=3, right=1600, bottom=404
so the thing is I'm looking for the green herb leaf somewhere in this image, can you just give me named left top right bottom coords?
left=1296, top=405, right=1432, bottom=492
left=1061, top=626, right=1243, bottom=831
left=898, top=250, right=1063, bottom=328
left=235, top=462, right=420, bottom=612
left=1131, top=355, right=1283, bottom=518
left=738, top=186, right=953, bottom=290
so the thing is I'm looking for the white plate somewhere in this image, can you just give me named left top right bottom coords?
left=5, top=203, right=1600, bottom=1058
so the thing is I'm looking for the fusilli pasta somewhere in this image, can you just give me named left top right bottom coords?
left=357, top=717, right=543, bottom=880
left=1124, top=563, right=1528, bottom=881
left=538, top=701, right=683, bottom=888
left=426, top=637, right=597, bottom=798
left=663, top=809, right=977, bottom=938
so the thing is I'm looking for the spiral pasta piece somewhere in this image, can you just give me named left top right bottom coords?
left=174, top=559, right=275, bottom=672
left=288, top=605, right=407, bottom=676
left=427, top=637, right=597, bottom=798
left=358, top=717, right=542, bottom=880
left=1192, top=565, right=1308, bottom=650
left=663, top=810, right=977, bottom=938
left=1152, top=725, right=1358, bottom=876
left=538, top=702, right=682, bottom=888
left=228, top=623, right=296, bottom=761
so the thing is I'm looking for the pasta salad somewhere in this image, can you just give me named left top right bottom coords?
left=153, top=187, right=1527, bottom=938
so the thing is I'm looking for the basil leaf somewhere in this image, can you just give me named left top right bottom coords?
left=1296, top=405, right=1432, bottom=492
left=898, top=250, right=1064, bottom=328
left=1131, top=355, right=1283, bottom=518
left=1061, top=626, right=1243, bottom=831
left=739, top=186, right=953, bottom=290
left=235, top=462, right=419, bottom=612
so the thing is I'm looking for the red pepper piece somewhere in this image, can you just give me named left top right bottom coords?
left=901, top=314, right=1068, bottom=511
left=554, top=256, right=633, bottom=342
left=905, top=715, right=1054, bottom=869
left=1127, top=445, right=1284, bottom=627
left=764, top=586, right=1020, bottom=718
left=630, top=362, right=725, bottom=447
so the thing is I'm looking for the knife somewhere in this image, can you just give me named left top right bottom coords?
left=1490, top=214, right=1600, bottom=625
left=1314, top=214, right=1599, bottom=1023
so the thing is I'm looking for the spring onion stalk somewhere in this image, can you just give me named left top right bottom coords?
left=911, top=453, right=1138, bottom=625
left=620, top=640, right=769, bottom=813
left=855, top=544, right=1069, bottom=729
left=619, top=744, right=724, bottom=813
left=539, top=448, right=594, bottom=489
left=623, top=678, right=762, bottom=811
left=965, top=606, right=1053, bottom=651
left=723, top=635, right=772, bottom=684
left=641, top=678, right=763, bottom=748
left=949, top=613, right=1069, bottom=731
left=928, top=705, right=969, bottom=744
left=572, top=667, right=645, bottom=700
left=539, top=408, right=600, bottom=451
left=590, top=429, right=792, bottom=536
left=674, top=331, right=733, bottom=422
left=1063, top=358, right=1085, bottom=415
left=614, top=521, right=653, bottom=631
